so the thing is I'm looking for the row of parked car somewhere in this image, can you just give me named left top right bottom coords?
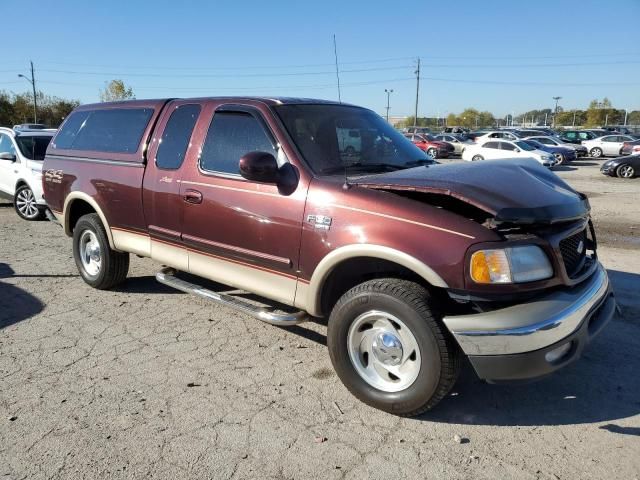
left=401, top=125, right=640, bottom=178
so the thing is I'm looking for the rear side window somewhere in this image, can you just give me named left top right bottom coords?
left=155, top=104, right=201, bottom=170
left=54, top=108, right=154, bottom=153
left=200, top=111, right=276, bottom=175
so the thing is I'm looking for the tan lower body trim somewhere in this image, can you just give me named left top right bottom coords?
left=108, top=229, right=299, bottom=307
left=189, top=249, right=296, bottom=306
left=112, top=228, right=152, bottom=257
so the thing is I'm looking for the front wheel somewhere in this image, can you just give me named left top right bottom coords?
left=327, top=279, right=460, bottom=416
left=616, top=164, right=635, bottom=178
left=14, top=185, right=45, bottom=221
left=471, top=155, right=484, bottom=161
left=553, top=153, right=564, bottom=165
left=73, top=213, right=130, bottom=289
left=590, top=147, right=603, bottom=158
left=426, top=147, right=438, bottom=158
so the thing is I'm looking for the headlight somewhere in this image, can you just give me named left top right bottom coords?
left=470, top=245, right=553, bottom=284
left=541, top=155, right=552, bottom=160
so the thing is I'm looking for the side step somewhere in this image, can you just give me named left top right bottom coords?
left=156, top=267, right=309, bottom=326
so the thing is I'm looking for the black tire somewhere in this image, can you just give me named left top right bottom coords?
left=14, top=185, right=45, bottom=221
left=471, top=155, right=484, bottom=161
left=327, top=278, right=461, bottom=416
left=427, top=147, right=438, bottom=158
left=590, top=147, right=603, bottom=158
left=72, top=213, right=129, bottom=289
left=616, top=164, right=636, bottom=179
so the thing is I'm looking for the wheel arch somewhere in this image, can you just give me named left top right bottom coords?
left=302, top=244, right=448, bottom=317
left=63, top=193, right=115, bottom=248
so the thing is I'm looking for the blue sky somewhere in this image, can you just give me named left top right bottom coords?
left=3, top=0, right=639, bottom=118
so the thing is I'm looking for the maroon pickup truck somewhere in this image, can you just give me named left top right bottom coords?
left=43, top=97, right=615, bottom=416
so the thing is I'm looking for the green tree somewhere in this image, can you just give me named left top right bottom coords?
left=99, top=79, right=135, bottom=102
left=585, top=98, right=617, bottom=127
left=0, top=91, right=15, bottom=126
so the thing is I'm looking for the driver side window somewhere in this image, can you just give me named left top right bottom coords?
left=200, top=111, right=276, bottom=176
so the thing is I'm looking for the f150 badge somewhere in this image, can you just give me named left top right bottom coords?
left=44, top=169, right=63, bottom=184
left=307, top=214, right=332, bottom=230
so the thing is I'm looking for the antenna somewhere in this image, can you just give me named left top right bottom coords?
left=333, top=34, right=342, bottom=103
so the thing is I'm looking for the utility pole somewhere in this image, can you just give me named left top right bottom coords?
left=624, top=109, right=628, bottom=126
left=18, top=61, right=38, bottom=123
left=572, top=110, right=577, bottom=127
left=384, top=89, right=393, bottom=122
left=414, top=58, right=420, bottom=126
left=332, top=35, right=341, bottom=103
left=544, top=112, right=548, bottom=126
left=604, top=113, right=609, bottom=126
left=552, top=96, right=562, bottom=127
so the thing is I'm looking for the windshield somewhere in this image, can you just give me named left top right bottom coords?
left=514, top=141, right=536, bottom=151
left=274, top=104, right=431, bottom=174
left=15, top=136, right=53, bottom=160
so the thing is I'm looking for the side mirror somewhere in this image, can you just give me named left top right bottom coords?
left=0, top=152, right=16, bottom=162
left=239, top=151, right=279, bottom=183
left=514, top=148, right=521, bottom=153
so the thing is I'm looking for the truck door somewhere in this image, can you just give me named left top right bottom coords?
left=179, top=103, right=308, bottom=305
left=142, top=100, right=203, bottom=270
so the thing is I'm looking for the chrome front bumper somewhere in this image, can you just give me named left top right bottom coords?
left=443, top=262, right=613, bottom=358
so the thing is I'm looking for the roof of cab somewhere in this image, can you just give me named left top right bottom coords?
left=74, top=97, right=354, bottom=110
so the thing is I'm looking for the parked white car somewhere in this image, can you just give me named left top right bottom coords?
left=472, top=130, right=522, bottom=143
left=582, top=135, right=637, bottom=158
left=0, top=127, right=55, bottom=220
left=461, top=139, right=556, bottom=167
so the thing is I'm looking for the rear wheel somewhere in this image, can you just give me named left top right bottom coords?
left=590, top=147, right=603, bottom=158
left=73, top=213, right=129, bottom=289
left=471, top=155, right=484, bottom=161
left=14, top=185, right=45, bottom=221
left=327, top=278, right=460, bottom=416
left=616, top=164, right=635, bottom=178
left=427, top=147, right=438, bottom=158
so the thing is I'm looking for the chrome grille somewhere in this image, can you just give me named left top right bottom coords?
left=559, top=229, right=587, bottom=278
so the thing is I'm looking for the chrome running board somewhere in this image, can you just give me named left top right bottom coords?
left=156, top=267, right=308, bottom=326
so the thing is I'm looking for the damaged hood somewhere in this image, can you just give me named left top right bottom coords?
left=353, top=158, right=589, bottom=224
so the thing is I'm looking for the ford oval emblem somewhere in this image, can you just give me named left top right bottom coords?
left=576, top=240, right=584, bottom=254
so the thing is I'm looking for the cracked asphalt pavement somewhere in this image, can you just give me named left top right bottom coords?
left=1, top=161, right=639, bottom=479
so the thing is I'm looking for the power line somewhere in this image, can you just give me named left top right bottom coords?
left=35, top=51, right=640, bottom=71
left=36, top=65, right=413, bottom=78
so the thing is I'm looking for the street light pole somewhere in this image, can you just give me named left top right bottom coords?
left=18, top=61, right=38, bottom=123
left=384, top=89, right=393, bottom=122
left=552, top=96, right=562, bottom=127
left=624, top=109, right=628, bottom=126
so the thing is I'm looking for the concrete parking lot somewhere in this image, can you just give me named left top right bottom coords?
left=1, top=159, right=639, bottom=479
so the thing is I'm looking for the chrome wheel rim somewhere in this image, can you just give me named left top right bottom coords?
left=347, top=310, right=421, bottom=393
left=554, top=153, right=564, bottom=164
left=619, top=165, right=634, bottom=178
left=16, top=188, right=39, bottom=219
left=79, top=230, right=102, bottom=276
left=591, top=148, right=602, bottom=158
left=427, top=148, right=437, bottom=158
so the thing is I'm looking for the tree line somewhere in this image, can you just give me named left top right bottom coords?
left=399, top=98, right=640, bottom=129
left=0, top=80, right=135, bottom=128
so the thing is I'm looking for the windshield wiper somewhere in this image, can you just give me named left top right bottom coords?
left=321, top=162, right=405, bottom=174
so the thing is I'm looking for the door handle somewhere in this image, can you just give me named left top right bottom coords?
left=183, top=189, right=203, bottom=204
